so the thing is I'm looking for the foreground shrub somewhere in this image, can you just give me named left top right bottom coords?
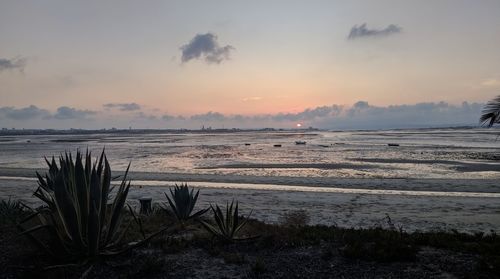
left=164, top=183, right=208, bottom=225
left=21, top=150, right=135, bottom=261
left=278, top=209, right=310, bottom=227
left=339, top=227, right=418, bottom=262
left=0, top=198, right=30, bottom=225
left=200, top=200, right=254, bottom=242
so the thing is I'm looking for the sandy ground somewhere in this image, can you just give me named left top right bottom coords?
left=1, top=167, right=500, bottom=233
left=2, top=167, right=500, bottom=193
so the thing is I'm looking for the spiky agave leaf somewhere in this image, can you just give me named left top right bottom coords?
left=199, top=200, right=253, bottom=242
left=480, top=95, right=500, bottom=127
left=20, top=150, right=136, bottom=261
left=164, top=183, right=208, bottom=223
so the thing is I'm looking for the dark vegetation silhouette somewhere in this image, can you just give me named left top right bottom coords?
left=18, top=151, right=168, bottom=265
left=0, top=148, right=499, bottom=277
left=163, top=183, right=209, bottom=225
left=480, top=95, right=500, bottom=127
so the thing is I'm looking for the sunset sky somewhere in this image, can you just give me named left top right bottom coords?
left=1, top=0, right=500, bottom=129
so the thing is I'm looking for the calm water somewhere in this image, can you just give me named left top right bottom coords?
left=1, top=128, right=500, bottom=179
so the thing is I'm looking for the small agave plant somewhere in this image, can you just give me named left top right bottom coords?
left=21, top=150, right=135, bottom=261
left=0, top=198, right=29, bottom=224
left=199, top=200, right=254, bottom=242
left=164, top=183, right=208, bottom=224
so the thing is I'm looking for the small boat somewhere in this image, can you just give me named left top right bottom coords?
left=388, top=143, right=400, bottom=147
left=273, top=144, right=282, bottom=147
left=295, top=141, right=306, bottom=145
left=244, top=143, right=251, bottom=146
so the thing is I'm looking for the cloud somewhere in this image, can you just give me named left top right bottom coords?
left=0, top=101, right=484, bottom=130
left=135, top=111, right=157, bottom=120
left=171, top=101, right=482, bottom=129
left=53, top=106, right=96, bottom=120
left=180, top=33, right=234, bottom=64
left=242, top=97, right=263, bottom=102
left=0, top=105, right=50, bottom=120
left=312, top=101, right=483, bottom=129
left=481, top=78, right=500, bottom=88
left=0, top=105, right=95, bottom=121
left=103, top=103, right=141, bottom=111
left=0, top=57, right=26, bottom=72
left=162, top=114, right=177, bottom=121
left=269, top=105, right=342, bottom=122
left=190, top=111, right=226, bottom=122
left=347, top=23, right=402, bottom=40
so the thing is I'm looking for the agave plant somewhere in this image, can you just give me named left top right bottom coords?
left=21, top=150, right=134, bottom=260
left=0, top=198, right=30, bottom=225
left=199, top=200, right=254, bottom=242
left=164, top=183, right=208, bottom=224
left=480, top=95, right=500, bottom=127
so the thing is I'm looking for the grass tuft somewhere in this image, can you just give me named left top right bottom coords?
left=278, top=209, right=310, bottom=227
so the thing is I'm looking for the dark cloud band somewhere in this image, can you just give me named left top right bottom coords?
left=0, top=105, right=94, bottom=121
left=0, top=101, right=483, bottom=130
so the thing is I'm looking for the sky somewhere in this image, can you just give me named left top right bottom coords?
left=1, top=0, right=500, bottom=130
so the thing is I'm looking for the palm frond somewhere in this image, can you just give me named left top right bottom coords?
left=480, top=95, right=500, bottom=127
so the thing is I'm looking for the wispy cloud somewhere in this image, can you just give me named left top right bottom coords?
left=180, top=33, right=234, bottom=64
left=242, top=97, right=263, bottom=102
left=135, top=111, right=157, bottom=120
left=0, top=57, right=26, bottom=72
left=162, top=114, right=176, bottom=121
left=190, top=111, right=226, bottom=121
left=347, top=23, right=402, bottom=40
left=480, top=78, right=500, bottom=88
left=103, top=103, right=141, bottom=111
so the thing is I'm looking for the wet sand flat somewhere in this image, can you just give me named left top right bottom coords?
left=2, top=168, right=500, bottom=233
left=2, top=167, right=500, bottom=193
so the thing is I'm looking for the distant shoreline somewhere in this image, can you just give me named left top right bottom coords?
left=0, top=125, right=490, bottom=136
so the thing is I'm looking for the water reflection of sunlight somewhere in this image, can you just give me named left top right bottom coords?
left=2, top=129, right=500, bottom=179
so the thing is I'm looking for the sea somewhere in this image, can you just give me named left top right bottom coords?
left=1, top=128, right=500, bottom=180
left=2, top=128, right=500, bottom=231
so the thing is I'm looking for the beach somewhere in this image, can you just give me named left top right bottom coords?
left=2, top=167, right=500, bottom=233
left=1, top=129, right=500, bottom=232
